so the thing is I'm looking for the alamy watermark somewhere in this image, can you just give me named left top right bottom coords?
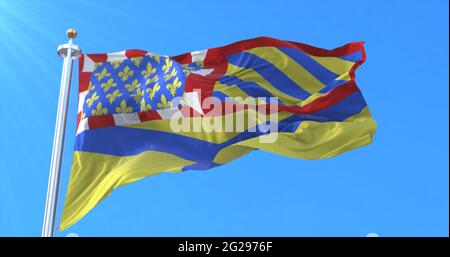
left=168, top=91, right=279, bottom=143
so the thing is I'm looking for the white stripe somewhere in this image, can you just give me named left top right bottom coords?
left=113, top=112, right=140, bottom=126
left=185, top=91, right=204, bottom=115
left=191, top=50, right=207, bottom=62
left=146, top=52, right=167, bottom=58
left=107, top=51, right=127, bottom=61
left=191, top=68, right=214, bottom=76
left=82, top=55, right=96, bottom=72
left=157, top=108, right=182, bottom=119
left=78, top=91, right=88, bottom=113
left=76, top=118, right=89, bottom=135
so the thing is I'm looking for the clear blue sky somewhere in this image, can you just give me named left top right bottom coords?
left=0, top=0, right=448, bottom=236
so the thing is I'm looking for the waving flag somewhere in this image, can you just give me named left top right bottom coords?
left=60, top=37, right=376, bottom=229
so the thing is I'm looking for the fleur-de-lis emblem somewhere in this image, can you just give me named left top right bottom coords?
left=146, top=82, right=160, bottom=100
left=157, top=94, right=172, bottom=109
left=118, top=66, right=134, bottom=81
left=140, top=98, right=151, bottom=111
left=125, top=79, right=141, bottom=92
left=141, top=62, right=156, bottom=78
left=87, top=81, right=95, bottom=92
left=86, top=92, right=99, bottom=108
left=163, top=68, right=177, bottom=81
left=182, top=68, right=191, bottom=77
left=146, top=74, right=159, bottom=85
left=106, top=89, right=122, bottom=104
left=109, top=60, right=122, bottom=69
left=91, top=102, right=108, bottom=116
left=150, top=54, right=160, bottom=63
left=131, top=57, right=144, bottom=68
left=166, top=77, right=182, bottom=96
left=94, top=67, right=110, bottom=81
left=101, top=78, right=117, bottom=92
left=115, top=100, right=133, bottom=113
left=162, top=58, right=173, bottom=74
left=132, top=88, right=144, bottom=104
left=94, top=62, right=104, bottom=70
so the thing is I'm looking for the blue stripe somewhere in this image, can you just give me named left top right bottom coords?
left=212, top=91, right=229, bottom=102
left=75, top=91, right=367, bottom=165
left=218, top=75, right=282, bottom=105
left=227, top=52, right=311, bottom=100
left=277, top=47, right=339, bottom=85
left=339, top=50, right=362, bottom=62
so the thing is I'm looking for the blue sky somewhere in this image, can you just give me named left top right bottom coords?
left=0, top=0, right=448, bottom=236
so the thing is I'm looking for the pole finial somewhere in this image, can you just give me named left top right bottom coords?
left=66, top=28, right=77, bottom=39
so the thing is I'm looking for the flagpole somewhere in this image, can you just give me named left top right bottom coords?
left=42, top=29, right=80, bottom=237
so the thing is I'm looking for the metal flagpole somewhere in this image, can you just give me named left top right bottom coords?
left=42, top=29, right=81, bottom=237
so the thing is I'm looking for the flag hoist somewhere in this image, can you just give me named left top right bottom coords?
left=42, top=29, right=80, bottom=237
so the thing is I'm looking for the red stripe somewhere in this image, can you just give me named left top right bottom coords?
left=201, top=37, right=364, bottom=66
left=278, top=81, right=358, bottom=114
left=137, top=110, right=161, bottom=122
left=125, top=49, right=148, bottom=59
left=88, top=114, right=115, bottom=129
left=87, top=53, right=107, bottom=63
left=80, top=81, right=357, bottom=131
left=171, top=52, right=192, bottom=65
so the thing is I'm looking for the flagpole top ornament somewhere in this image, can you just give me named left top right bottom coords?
left=67, top=29, right=77, bottom=39
left=57, top=29, right=81, bottom=59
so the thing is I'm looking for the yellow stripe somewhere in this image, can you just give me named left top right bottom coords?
left=214, top=81, right=250, bottom=99
left=60, top=150, right=195, bottom=230
left=61, top=108, right=376, bottom=229
left=226, top=63, right=302, bottom=105
left=308, top=55, right=355, bottom=76
left=213, top=145, right=254, bottom=164
left=230, top=107, right=376, bottom=160
left=246, top=47, right=324, bottom=93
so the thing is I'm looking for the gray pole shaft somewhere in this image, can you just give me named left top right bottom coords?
left=42, top=39, right=75, bottom=237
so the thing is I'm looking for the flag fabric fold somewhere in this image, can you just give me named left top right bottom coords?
left=60, top=37, right=376, bottom=230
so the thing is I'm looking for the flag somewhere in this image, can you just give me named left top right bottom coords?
left=60, top=37, right=376, bottom=230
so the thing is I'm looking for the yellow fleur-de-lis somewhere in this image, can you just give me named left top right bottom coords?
left=163, top=68, right=177, bottom=81
left=166, top=77, right=182, bottom=96
left=157, top=94, right=172, bottom=109
left=101, top=78, right=117, bottom=92
left=140, top=98, right=151, bottom=111
left=146, top=74, right=159, bottom=85
left=106, top=89, right=122, bottom=104
left=132, top=88, right=144, bottom=104
left=118, top=66, right=134, bottom=81
left=87, top=81, right=95, bottom=92
left=115, top=100, right=133, bottom=113
left=86, top=92, right=99, bottom=108
left=131, top=57, right=144, bottom=67
left=162, top=58, right=172, bottom=74
left=125, top=79, right=141, bottom=92
left=94, top=67, right=110, bottom=81
left=150, top=54, right=160, bottom=63
left=91, top=102, right=108, bottom=116
left=146, top=82, right=160, bottom=100
left=141, top=62, right=156, bottom=78
left=109, top=60, right=122, bottom=69
left=182, top=68, right=191, bottom=77
left=94, top=62, right=104, bottom=70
